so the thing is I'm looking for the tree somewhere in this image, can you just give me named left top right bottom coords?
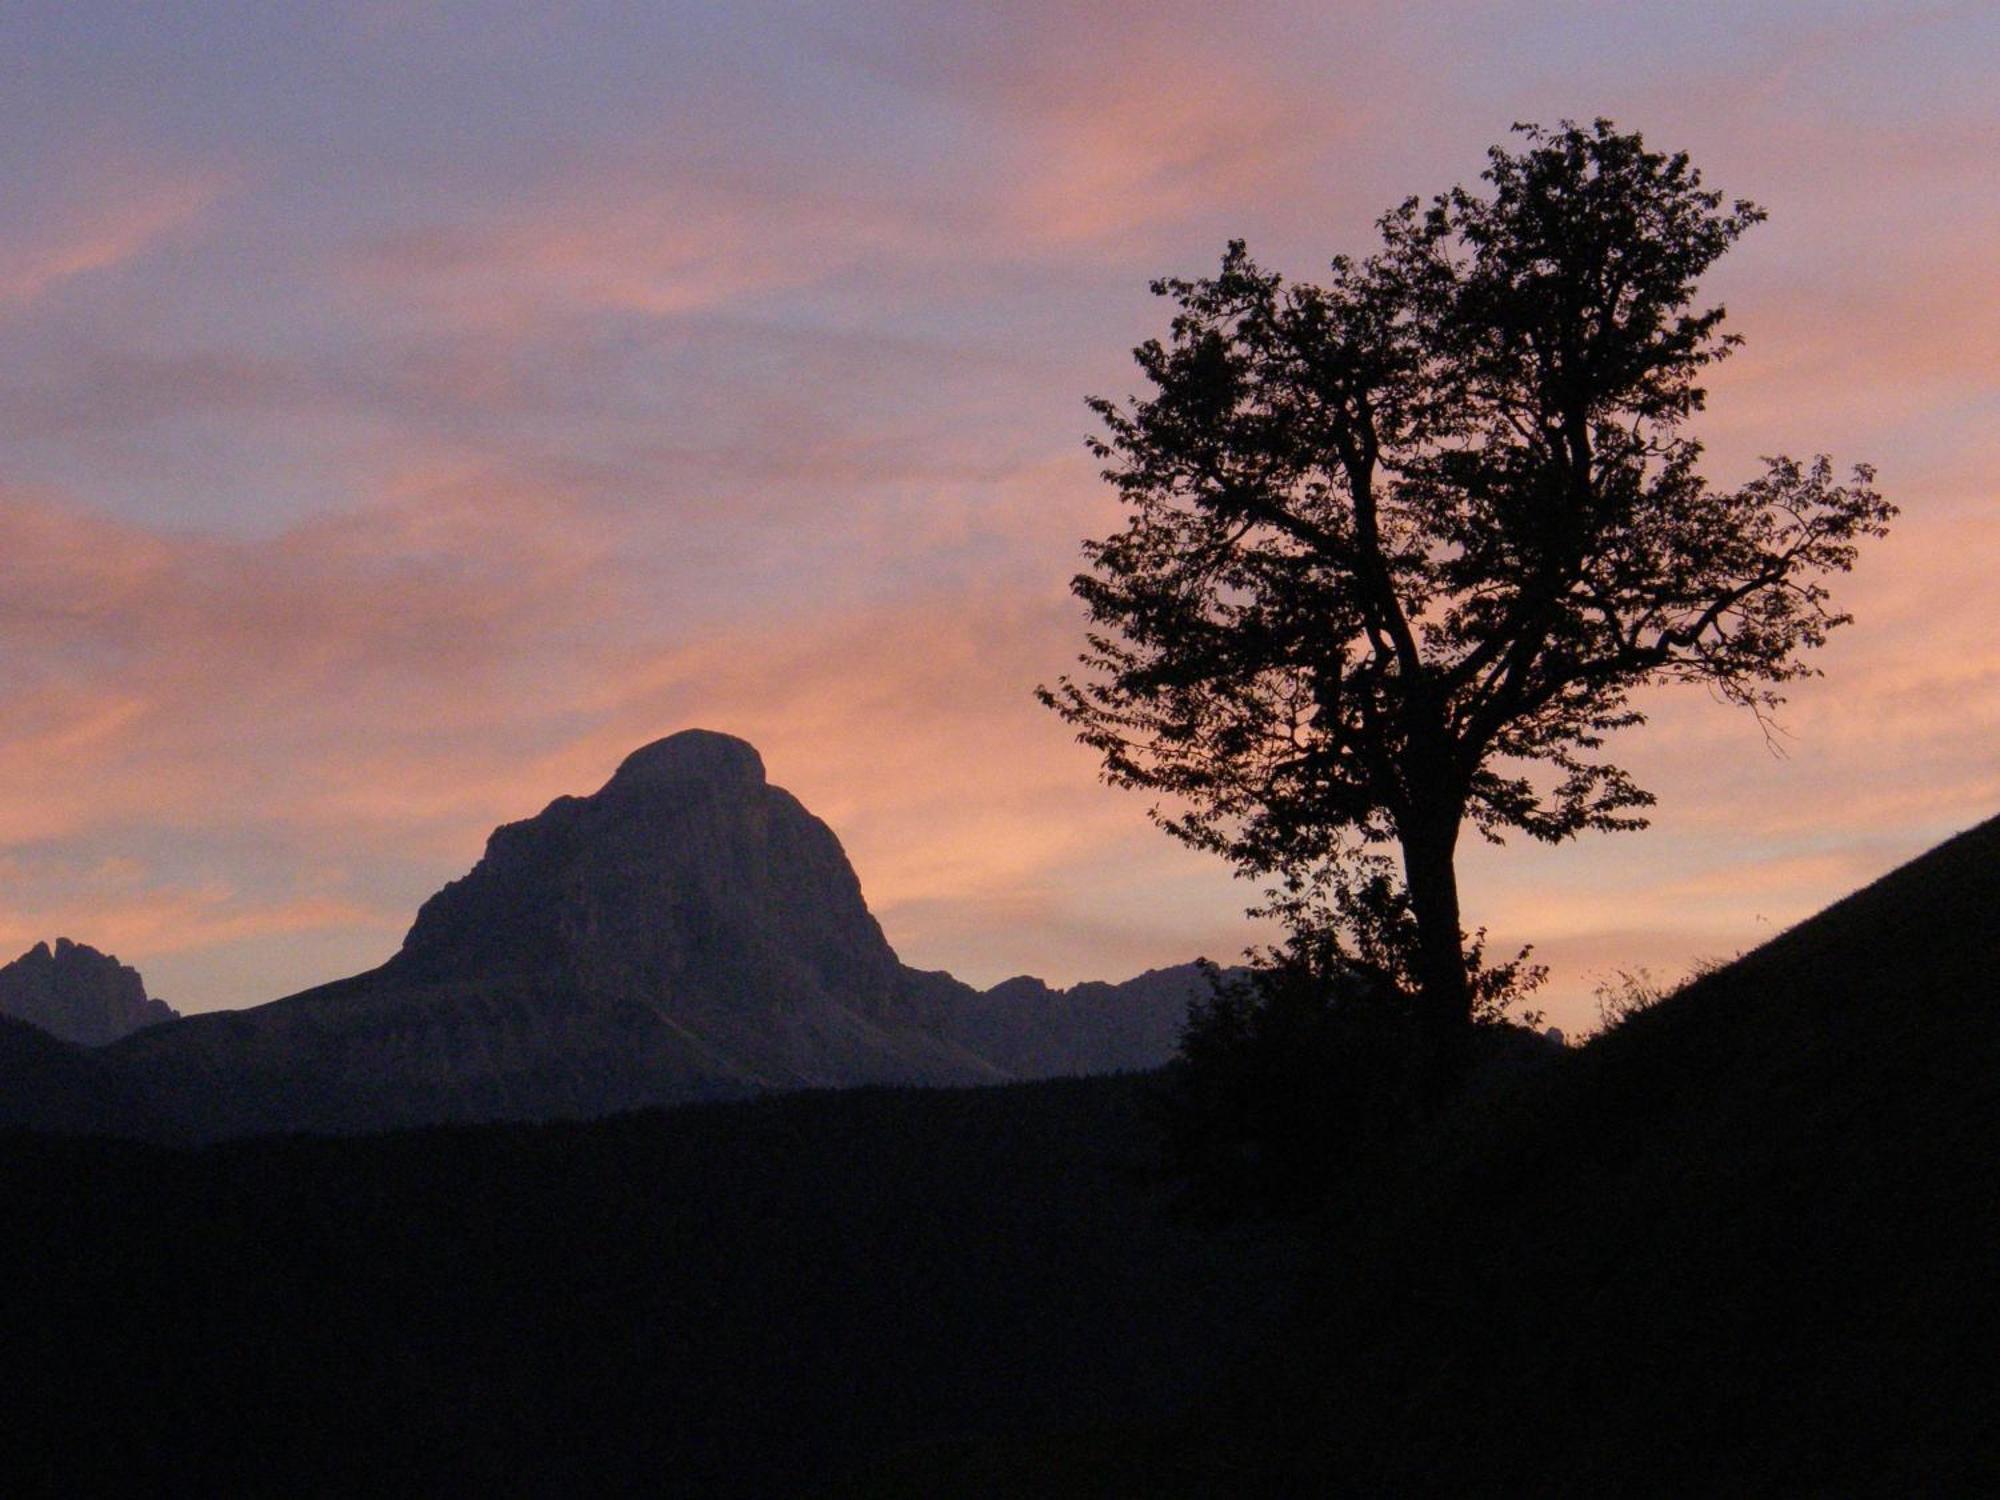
left=1040, top=120, right=1893, bottom=1104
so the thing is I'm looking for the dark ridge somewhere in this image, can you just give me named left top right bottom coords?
left=4, top=809, right=1991, bottom=1493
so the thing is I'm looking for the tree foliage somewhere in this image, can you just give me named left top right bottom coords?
left=1042, top=120, right=1893, bottom=1089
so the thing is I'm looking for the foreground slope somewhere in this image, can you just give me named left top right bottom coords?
left=7, top=814, right=1990, bottom=1493
left=1283, top=809, right=2000, bottom=1493
left=897, top=812, right=2000, bottom=1494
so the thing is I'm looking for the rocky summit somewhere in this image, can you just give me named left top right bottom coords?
left=0, top=938, right=178, bottom=1047
left=391, top=731, right=912, bottom=1021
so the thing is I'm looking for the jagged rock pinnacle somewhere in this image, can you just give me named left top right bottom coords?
left=0, top=938, right=178, bottom=1047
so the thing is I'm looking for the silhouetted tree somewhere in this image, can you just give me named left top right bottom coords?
left=1042, top=121, right=1893, bottom=1103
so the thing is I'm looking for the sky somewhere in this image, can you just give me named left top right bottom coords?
left=1, top=1, right=1994, bottom=1034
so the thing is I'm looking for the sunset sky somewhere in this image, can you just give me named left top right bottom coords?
left=2, top=2, right=1994, bottom=1033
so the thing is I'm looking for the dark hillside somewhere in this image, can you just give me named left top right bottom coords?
left=1261, top=811, right=2000, bottom=1494
left=877, top=812, right=2000, bottom=1493
left=0, top=1016, right=176, bottom=1138
left=0, top=1073, right=1301, bottom=1497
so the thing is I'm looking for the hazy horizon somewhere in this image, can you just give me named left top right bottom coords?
left=2, top=2, right=1995, bottom=1034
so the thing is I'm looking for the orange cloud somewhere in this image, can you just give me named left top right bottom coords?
left=998, top=63, right=1319, bottom=248
left=0, top=472, right=1256, bottom=1005
left=1705, top=232, right=2000, bottom=460
left=565, top=589, right=1279, bottom=982
left=5, top=410, right=1991, bottom=1018
left=0, top=468, right=625, bottom=848
left=461, top=588, right=1169, bottom=904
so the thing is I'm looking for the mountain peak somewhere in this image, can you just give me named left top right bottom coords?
left=391, top=728, right=904, bottom=1014
left=0, top=938, right=178, bottom=1047
left=605, top=730, right=765, bottom=795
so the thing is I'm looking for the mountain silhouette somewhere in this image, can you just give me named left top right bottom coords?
left=923, top=966, right=1213, bottom=1078
left=95, top=730, right=1208, bottom=1137
left=0, top=938, right=177, bottom=1047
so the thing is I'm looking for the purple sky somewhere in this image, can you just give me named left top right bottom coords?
left=2, top=2, right=1995, bottom=1032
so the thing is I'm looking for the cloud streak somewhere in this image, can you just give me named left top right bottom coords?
left=0, top=167, right=223, bottom=310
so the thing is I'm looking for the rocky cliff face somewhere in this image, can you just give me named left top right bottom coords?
left=0, top=938, right=178, bottom=1047
left=391, top=731, right=908, bottom=1019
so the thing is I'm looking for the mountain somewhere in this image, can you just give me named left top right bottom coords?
left=922, top=965, right=1219, bottom=1078
left=0, top=938, right=177, bottom=1047
left=108, top=731, right=1026, bottom=1135
left=79, top=730, right=1211, bottom=1138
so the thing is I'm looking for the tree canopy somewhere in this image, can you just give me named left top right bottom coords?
left=1042, top=120, right=1893, bottom=1095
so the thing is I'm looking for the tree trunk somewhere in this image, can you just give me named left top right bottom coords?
left=1400, top=811, right=1471, bottom=1112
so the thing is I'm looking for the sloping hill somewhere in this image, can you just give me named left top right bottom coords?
left=879, top=812, right=2000, bottom=1494
left=5, top=815, right=1991, bottom=1494
left=1249, top=811, right=2000, bottom=1494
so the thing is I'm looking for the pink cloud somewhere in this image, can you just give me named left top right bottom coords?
left=335, top=5, right=1388, bottom=335
left=541, top=588, right=1279, bottom=984
left=0, top=164, right=225, bottom=310
left=342, top=170, right=988, bottom=339
left=4, top=380, right=1989, bottom=1016
left=1704, top=232, right=2000, bottom=462
left=0, top=882, right=378, bottom=965
left=0, top=473, right=1252, bottom=1003
left=994, top=63, right=1322, bottom=248
left=835, top=1, right=1387, bottom=251
left=0, top=469, right=625, bottom=847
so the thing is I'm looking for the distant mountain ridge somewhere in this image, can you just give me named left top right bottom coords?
left=920, top=966, right=1215, bottom=1078
left=0, top=938, right=178, bottom=1047
left=57, top=730, right=1214, bottom=1139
